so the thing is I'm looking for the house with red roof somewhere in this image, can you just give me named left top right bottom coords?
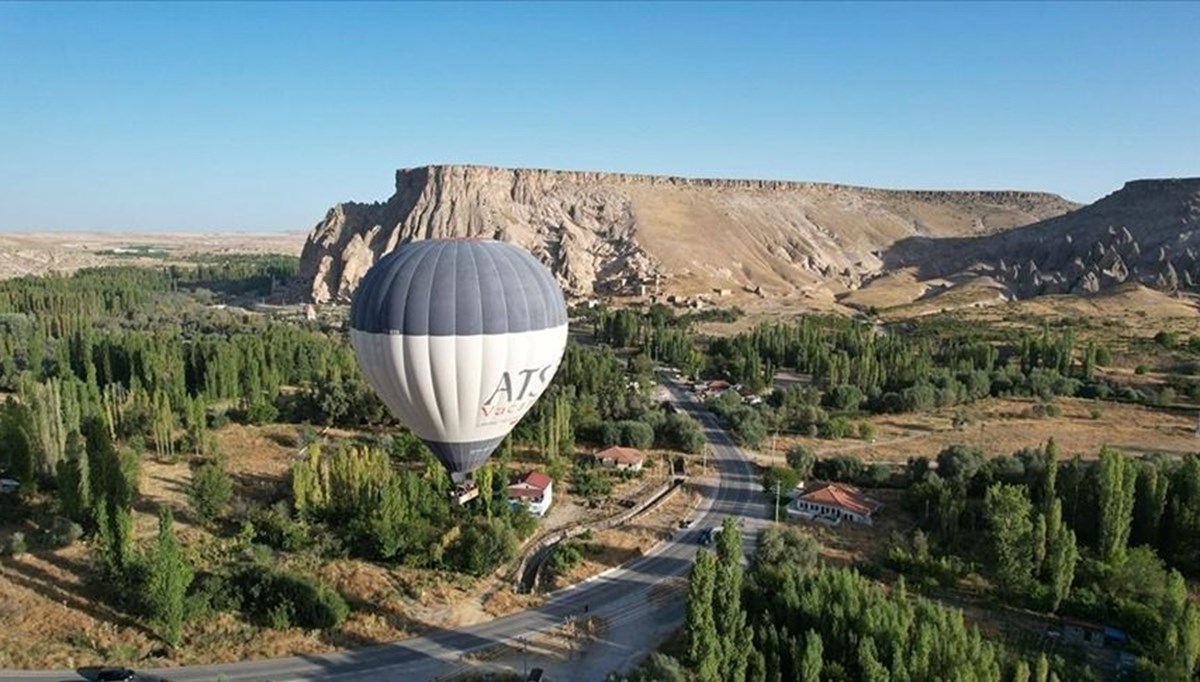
left=507, top=471, right=553, bottom=517
left=594, top=446, right=646, bottom=472
left=787, top=481, right=881, bottom=526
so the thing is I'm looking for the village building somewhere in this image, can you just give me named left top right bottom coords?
left=787, top=481, right=881, bottom=526
left=507, top=471, right=553, bottom=517
left=594, top=446, right=646, bottom=472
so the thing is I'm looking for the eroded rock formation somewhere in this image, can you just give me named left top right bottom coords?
left=300, top=165, right=1078, bottom=304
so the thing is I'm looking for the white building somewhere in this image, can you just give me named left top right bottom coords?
left=787, top=482, right=881, bottom=526
left=507, top=471, right=553, bottom=517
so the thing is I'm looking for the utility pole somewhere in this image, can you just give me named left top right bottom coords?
left=774, top=479, right=782, bottom=523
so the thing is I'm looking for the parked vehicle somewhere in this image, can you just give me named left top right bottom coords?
left=96, top=668, right=137, bottom=682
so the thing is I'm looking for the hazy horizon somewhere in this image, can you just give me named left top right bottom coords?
left=2, top=2, right=1197, bottom=232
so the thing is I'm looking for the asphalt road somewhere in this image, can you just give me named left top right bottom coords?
left=2, top=378, right=770, bottom=682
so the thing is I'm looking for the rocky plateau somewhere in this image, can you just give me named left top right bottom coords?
left=299, top=165, right=1200, bottom=310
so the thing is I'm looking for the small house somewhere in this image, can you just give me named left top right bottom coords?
left=507, top=471, right=553, bottom=517
left=595, top=446, right=646, bottom=472
left=787, top=482, right=882, bottom=526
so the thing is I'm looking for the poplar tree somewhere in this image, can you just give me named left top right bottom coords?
left=145, top=507, right=193, bottom=646
left=1033, top=438, right=1059, bottom=512
left=714, top=517, right=749, bottom=682
left=983, top=483, right=1035, bottom=593
left=1044, top=499, right=1078, bottom=611
left=685, top=549, right=720, bottom=682
left=1098, top=448, right=1136, bottom=564
left=56, top=430, right=91, bottom=523
left=799, top=630, right=824, bottom=682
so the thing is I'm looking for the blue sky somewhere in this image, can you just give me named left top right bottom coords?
left=1, top=2, right=1196, bottom=232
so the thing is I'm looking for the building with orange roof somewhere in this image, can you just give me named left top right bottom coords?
left=507, top=471, right=553, bottom=517
left=594, top=446, right=646, bottom=472
left=786, top=481, right=882, bottom=526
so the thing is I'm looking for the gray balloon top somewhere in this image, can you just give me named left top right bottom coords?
left=350, top=239, right=568, bottom=336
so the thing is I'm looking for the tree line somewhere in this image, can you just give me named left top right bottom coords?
left=612, top=521, right=1058, bottom=682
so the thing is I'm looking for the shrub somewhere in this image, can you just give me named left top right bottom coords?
left=447, top=518, right=520, bottom=577
left=188, top=571, right=241, bottom=614
left=616, top=420, right=655, bottom=450
left=864, top=463, right=892, bottom=486
left=821, top=416, right=852, bottom=440
left=571, top=461, right=612, bottom=499
left=786, top=445, right=816, bottom=478
left=267, top=602, right=294, bottom=630
left=2, top=532, right=26, bottom=556
left=234, top=566, right=349, bottom=629
left=1089, top=407, right=1103, bottom=420
left=547, top=542, right=584, bottom=578
left=858, top=422, right=877, bottom=441
left=250, top=502, right=311, bottom=552
left=762, top=466, right=801, bottom=494
left=1135, top=364, right=1150, bottom=375
left=47, top=517, right=83, bottom=548
left=188, top=460, right=233, bottom=524
left=1154, top=331, right=1178, bottom=349
left=814, top=455, right=865, bottom=483
left=659, top=413, right=706, bottom=453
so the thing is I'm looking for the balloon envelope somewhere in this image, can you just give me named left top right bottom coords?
left=349, top=239, right=568, bottom=477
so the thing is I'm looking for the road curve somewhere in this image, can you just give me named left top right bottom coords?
left=1, top=378, right=769, bottom=682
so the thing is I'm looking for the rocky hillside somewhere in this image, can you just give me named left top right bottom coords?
left=882, top=178, right=1200, bottom=298
left=300, top=165, right=1078, bottom=305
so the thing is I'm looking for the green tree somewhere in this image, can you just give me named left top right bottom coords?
left=1043, top=499, right=1078, bottom=611
left=685, top=549, right=720, bottom=682
left=144, top=507, right=193, bottom=646
left=1098, top=448, right=1136, bottom=564
left=983, top=483, right=1035, bottom=593
left=188, top=460, right=233, bottom=525
left=714, top=517, right=749, bottom=682
left=56, top=430, right=90, bottom=523
left=799, top=630, right=823, bottom=682
left=786, top=445, right=817, bottom=479
left=1032, top=438, right=1059, bottom=512
left=762, top=466, right=801, bottom=496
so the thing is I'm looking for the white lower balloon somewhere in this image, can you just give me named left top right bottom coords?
left=350, top=323, right=568, bottom=474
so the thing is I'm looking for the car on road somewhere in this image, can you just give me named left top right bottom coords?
left=699, top=526, right=723, bottom=545
left=96, top=668, right=137, bottom=682
left=526, top=668, right=545, bottom=681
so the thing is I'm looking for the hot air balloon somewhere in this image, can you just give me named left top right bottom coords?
left=349, top=239, right=569, bottom=484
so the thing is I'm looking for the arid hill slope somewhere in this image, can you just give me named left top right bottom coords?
left=300, top=165, right=1078, bottom=304
left=881, top=178, right=1200, bottom=298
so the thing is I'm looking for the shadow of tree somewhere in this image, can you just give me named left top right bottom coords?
left=0, top=556, right=153, bottom=638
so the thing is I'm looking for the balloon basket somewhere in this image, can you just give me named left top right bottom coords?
left=450, top=478, right=479, bottom=506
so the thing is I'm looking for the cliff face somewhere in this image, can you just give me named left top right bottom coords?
left=300, top=164, right=1079, bottom=304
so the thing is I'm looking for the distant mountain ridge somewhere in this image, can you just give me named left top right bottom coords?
left=300, top=164, right=1082, bottom=307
